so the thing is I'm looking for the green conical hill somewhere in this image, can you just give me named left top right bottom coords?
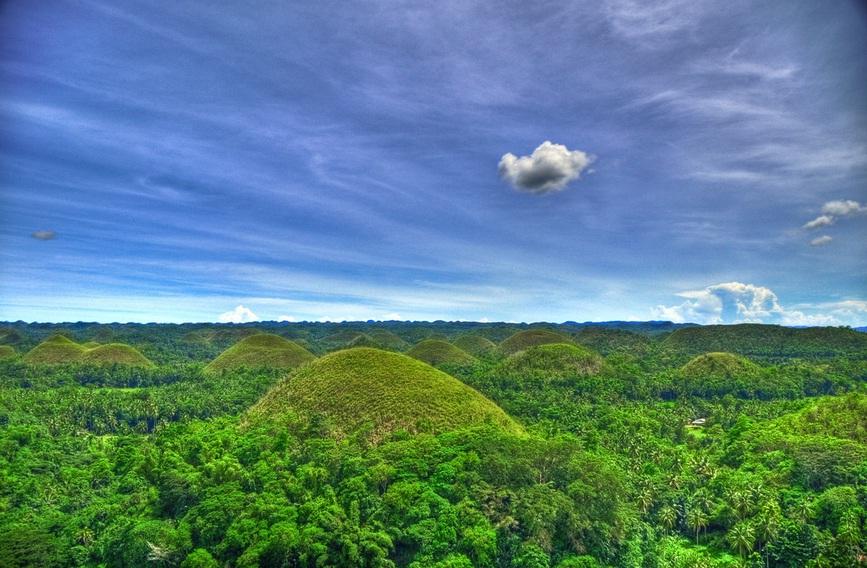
left=247, top=348, right=522, bottom=439
left=453, top=334, right=497, bottom=356
left=205, top=333, right=315, bottom=373
left=23, top=335, right=86, bottom=365
left=407, top=339, right=475, bottom=366
left=80, top=343, right=154, bottom=367
left=498, top=343, right=604, bottom=376
left=499, top=329, right=572, bottom=355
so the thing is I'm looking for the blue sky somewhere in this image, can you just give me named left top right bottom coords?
left=1, top=0, right=866, bottom=325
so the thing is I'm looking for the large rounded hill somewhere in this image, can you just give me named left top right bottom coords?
left=248, top=348, right=522, bottom=438
left=499, top=329, right=572, bottom=355
left=80, top=343, right=154, bottom=367
left=206, top=333, right=315, bottom=373
left=407, top=339, right=475, bottom=366
left=23, top=335, right=86, bottom=365
left=0, top=345, right=17, bottom=359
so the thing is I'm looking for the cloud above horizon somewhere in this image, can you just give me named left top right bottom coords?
left=653, top=282, right=839, bottom=326
left=498, top=141, right=593, bottom=194
left=810, top=235, right=832, bottom=247
left=218, top=305, right=259, bottom=323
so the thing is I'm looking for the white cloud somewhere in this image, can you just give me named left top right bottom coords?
left=809, top=235, right=832, bottom=247
left=801, top=199, right=865, bottom=245
left=652, top=281, right=840, bottom=326
left=605, top=0, right=703, bottom=43
left=498, top=141, right=593, bottom=194
left=821, top=199, right=866, bottom=216
left=381, top=312, right=402, bottom=321
left=31, top=230, right=57, bottom=240
left=218, top=304, right=259, bottom=323
left=803, top=215, right=834, bottom=230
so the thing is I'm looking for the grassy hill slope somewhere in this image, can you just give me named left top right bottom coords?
left=407, top=339, right=475, bottom=366
left=663, top=324, right=867, bottom=359
left=248, top=348, right=522, bottom=438
left=23, top=335, right=86, bottom=365
left=79, top=343, right=154, bottom=367
left=498, top=343, right=604, bottom=376
left=499, top=329, right=572, bottom=355
left=205, top=333, right=315, bottom=373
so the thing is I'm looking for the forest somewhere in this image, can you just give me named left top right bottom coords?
left=0, top=320, right=865, bottom=568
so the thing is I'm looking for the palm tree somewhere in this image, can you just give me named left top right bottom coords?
left=727, top=523, right=755, bottom=559
left=659, top=505, right=677, bottom=534
left=687, top=508, right=709, bottom=544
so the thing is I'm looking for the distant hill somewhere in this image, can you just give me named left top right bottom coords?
left=453, top=334, right=498, bottom=356
left=663, top=324, right=867, bottom=359
left=571, top=327, right=652, bottom=356
left=206, top=333, right=315, bottom=373
left=499, top=329, right=572, bottom=355
left=680, top=352, right=760, bottom=380
left=23, top=335, right=87, bottom=365
left=498, top=343, right=604, bottom=377
left=561, top=320, right=696, bottom=335
left=407, top=339, right=475, bottom=366
left=79, top=343, right=154, bottom=367
left=247, top=348, right=522, bottom=439
left=0, top=345, right=16, bottom=359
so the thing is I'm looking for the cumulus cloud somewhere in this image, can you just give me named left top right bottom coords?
left=821, top=199, right=866, bottom=216
left=652, top=281, right=838, bottom=326
left=218, top=305, right=259, bottom=323
left=498, top=141, right=593, bottom=194
left=31, top=230, right=57, bottom=240
left=802, top=215, right=833, bottom=230
left=809, top=235, right=832, bottom=247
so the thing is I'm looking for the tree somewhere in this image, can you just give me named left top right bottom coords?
left=727, top=522, right=755, bottom=559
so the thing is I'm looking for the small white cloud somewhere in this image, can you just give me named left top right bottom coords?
left=652, top=281, right=839, bottom=325
left=381, top=312, right=402, bottom=321
left=277, top=315, right=297, bottom=322
left=218, top=305, right=259, bottom=323
left=821, top=199, right=865, bottom=216
left=803, top=215, right=834, bottom=230
left=809, top=235, right=832, bottom=247
left=498, top=141, right=593, bottom=194
left=31, top=230, right=57, bottom=240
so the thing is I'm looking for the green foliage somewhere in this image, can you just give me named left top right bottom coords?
left=205, top=333, right=315, bottom=373
left=0, top=345, right=16, bottom=359
left=407, top=340, right=476, bottom=367
left=247, top=348, right=523, bottom=438
left=1, top=321, right=866, bottom=567
left=663, top=323, right=867, bottom=361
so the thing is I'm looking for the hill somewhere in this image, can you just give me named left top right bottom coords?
left=572, top=327, right=652, bottom=356
left=499, top=329, right=572, bottom=355
left=681, top=352, right=760, bottom=379
left=248, top=348, right=522, bottom=439
left=79, top=343, right=154, bottom=367
left=663, top=324, right=867, bottom=359
left=407, top=339, right=475, bottom=366
left=23, top=335, right=86, bottom=365
left=366, top=329, right=409, bottom=350
left=205, top=333, right=315, bottom=373
left=498, top=343, right=604, bottom=376
left=453, top=334, right=498, bottom=356
left=0, top=345, right=16, bottom=359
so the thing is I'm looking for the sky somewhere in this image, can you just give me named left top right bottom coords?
left=1, top=0, right=866, bottom=325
